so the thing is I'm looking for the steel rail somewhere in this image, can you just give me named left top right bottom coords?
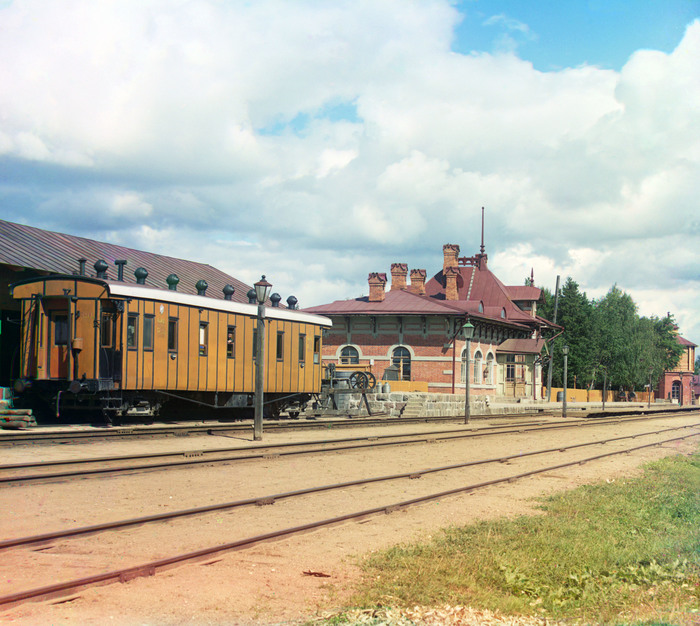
left=1, top=406, right=695, bottom=447
left=1, top=428, right=698, bottom=609
left=2, top=422, right=697, bottom=551
left=0, top=413, right=690, bottom=484
left=0, top=414, right=634, bottom=470
left=0, top=419, right=561, bottom=470
left=0, top=414, right=531, bottom=445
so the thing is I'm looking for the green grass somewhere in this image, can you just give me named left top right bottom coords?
left=329, top=447, right=700, bottom=625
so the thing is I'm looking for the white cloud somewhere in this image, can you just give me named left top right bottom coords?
left=0, top=3, right=698, bottom=344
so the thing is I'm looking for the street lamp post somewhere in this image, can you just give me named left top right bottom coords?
left=601, top=366, right=607, bottom=412
left=462, top=320, right=474, bottom=424
left=253, top=275, right=272, bottom=441
left=562, top=345, right=569, bottom=418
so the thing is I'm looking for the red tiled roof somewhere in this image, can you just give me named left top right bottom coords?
left=0, top=219, right=254, bottom=304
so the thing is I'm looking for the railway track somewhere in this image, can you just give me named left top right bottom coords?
left=0, top=411, right=694, bottom=484
left=1, top=415, right=698, bottom=609
left=1, top=405, right=694, bottom=447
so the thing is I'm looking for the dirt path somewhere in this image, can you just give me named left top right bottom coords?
left=2, top=414, right=699, bottom=625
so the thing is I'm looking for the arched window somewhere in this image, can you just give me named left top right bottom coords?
left=671, top=381, right=681, bottom=401
left=484, top=353, right=494, bottom=385
left=473, top=350, right=483, bottom=384
left=392, top=347, right=411, bottom=381
left=339, top=345, right=359, bottom=364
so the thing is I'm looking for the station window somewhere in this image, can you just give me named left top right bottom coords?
left=143, top=315, right=154, bottom=351
left=313, top=336, right=321, bottom=364
left=168, top=318, right=178, bottom=352
left=392, top=346, right=411, bottom=381
left=199, top=322, right=208, bottom=356
left=506, top=354, right=525, bottom=382
left=298, top=334, right=306, bottom=362
left=126, top=314, right=138, bottom=349
left=340, top=345, right=359, bottom=364
left=53, top=314, right=69, bottom=346
left=276, top=331, right=284, bottom=360
left=226, top=326, right=235, bottom=358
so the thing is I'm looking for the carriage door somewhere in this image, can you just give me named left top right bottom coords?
left=99, top=305, right=120, bottom=382
left=48, top=310, right=69, bottom=379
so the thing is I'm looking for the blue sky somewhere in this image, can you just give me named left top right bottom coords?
left=454, top=0, right=699, bottom=69
left=0, top=0, right=699, bottom=346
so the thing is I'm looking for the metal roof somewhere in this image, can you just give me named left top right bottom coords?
left=677, top=335, right=697, bottom=348
left=0, top=219, right=255, bottom=304
left=305, top=288, right=461, bottom=316
left=11, top=274, right=331, bottom=326
left=497, top=338, right=546, bottom=354
left=306, top=255, right=551, bottom=332
left=506, top=285, right=541, bottom=301
left=424, top=265, right=541, bottom=326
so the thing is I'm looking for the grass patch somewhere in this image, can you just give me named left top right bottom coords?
left=332, top=448, right=700, bottom=624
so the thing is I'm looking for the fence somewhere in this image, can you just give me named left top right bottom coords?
left=543, top=387, right=656, bottom=403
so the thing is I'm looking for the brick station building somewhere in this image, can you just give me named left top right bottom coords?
left=657, top=331, right=696, bottom=405
left=305, top=243, right=556, bottom=401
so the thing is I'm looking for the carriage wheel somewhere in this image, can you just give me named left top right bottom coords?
left=366, top=373, right=377, bottom=390
left=349, top=372, right=369, bottom=390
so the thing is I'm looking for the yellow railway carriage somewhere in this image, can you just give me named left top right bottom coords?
left=11, top=274, right=331, bottom=421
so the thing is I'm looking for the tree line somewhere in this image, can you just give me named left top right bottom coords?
left=537, top=278, right=684, bottom=394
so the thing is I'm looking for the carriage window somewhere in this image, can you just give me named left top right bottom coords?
left=100, top=312, right=112, bottom=348
left=313, top=336, right=320, bottom=364
left=199, top=322, right=208, bottom=356
left=168, top=318, right=178, bottom=351
left=226, top=326, right=235, bottom=358
left=276, top=331, right=284, bottom=360
left=298, top=334, right=306, bottom=362
left=143, top=315, right=154, bottom=351
left=126, top=314, right=138, bottom=349
left=54, top=314, right=69, bottom=346
left=252, top=329, right=257, bottom=360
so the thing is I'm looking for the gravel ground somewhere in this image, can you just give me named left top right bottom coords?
left=1, top=413, right=698, bottom=625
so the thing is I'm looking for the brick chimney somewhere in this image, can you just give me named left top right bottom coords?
left=443, top=244, right=460, bottom=272
left=368, top=272, right=387, bottom=302
left=444, top=266, right=460, bottom=301
left=409, top=269, right=427, bottom=295
left=390, top=263, right=408, bottom=290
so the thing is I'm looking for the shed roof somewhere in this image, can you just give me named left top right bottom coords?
left=497, top=338, right=546, bottom=354
left=0, top=219, right=254, bottom=304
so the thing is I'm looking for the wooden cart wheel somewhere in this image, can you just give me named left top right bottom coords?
left=366, top=372, right=377, bottom=389
left=349, top=372, right=369, bottom=389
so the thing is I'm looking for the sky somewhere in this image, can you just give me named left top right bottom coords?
left=1, top=0, right=699, bottom=348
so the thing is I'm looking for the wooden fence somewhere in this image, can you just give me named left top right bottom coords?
left=543, top=388, right=656, bottom=403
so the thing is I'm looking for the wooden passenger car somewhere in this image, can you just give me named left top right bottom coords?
left=10, top=274, right=331, bottom=421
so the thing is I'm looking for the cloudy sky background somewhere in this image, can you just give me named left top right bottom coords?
left=1, top=0, right=699, bottom=345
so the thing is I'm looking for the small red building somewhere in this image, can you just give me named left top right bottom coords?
left=305, top=243, right=556, bottom=400
left=657, top=333, right=696, bottom=405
